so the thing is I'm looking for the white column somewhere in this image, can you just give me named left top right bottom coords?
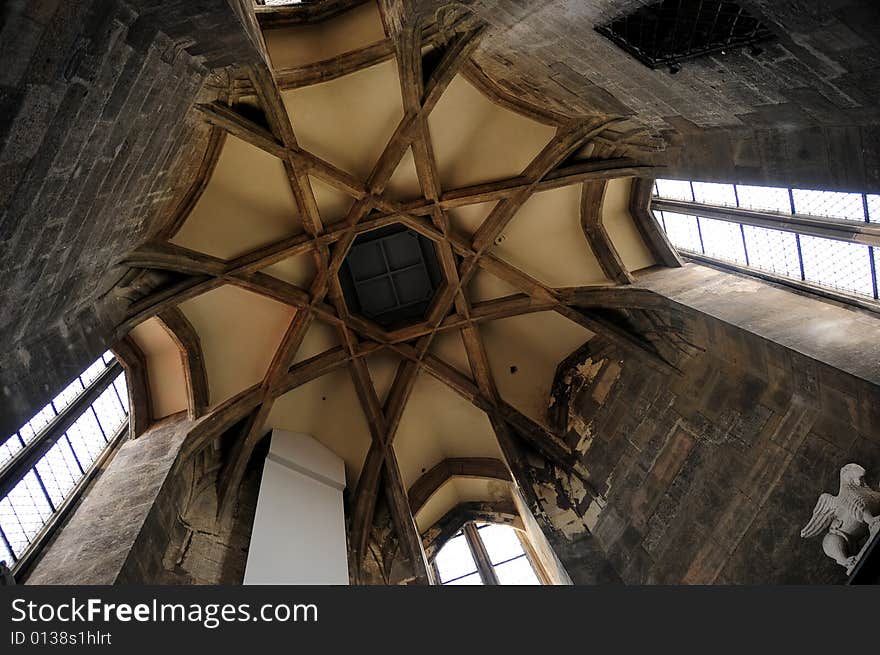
left=243, top=429, right=349, bottom=584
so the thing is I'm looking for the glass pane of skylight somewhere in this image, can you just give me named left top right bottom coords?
left=0, top=435, right=23, bottom=469
left=18, top=422, right=35, bottom=446
left=661, top=212, right=702, bottom=253
left=51, top=377, right=84, bottom=415
left=742, top=226, right=801, bottom=279
left=494, top=556, right=540, bottom=585
left=435, top=533, right=478, bottom=583
left=0, top=472, right=53, bottom=556
left=799, top=236, right=873, bottom=298
left=92, top=380, right=127, bottom=435
left=696, top=217, right=747, bottom=264
left=867, top=195, right=880, bottom=223
left=792, top=189, right=865, bottom=222
left=692, top=182, right=737, bottom=207
left=478, top=523, right=525, bottom=565
left=35, top=438, right=82, bottom=509
left=80, top=358, right=109, bottom=386
left=735, top=184, right=791, bottom=213
left=655, top=179, right=693, bottom=201
left=445, top=572, right=483, bottom=586
left=113, top=375, right=129, bottom=410
left=27, top=404, right=56, bottom=436
left=65, top=411, right=105, bottom=466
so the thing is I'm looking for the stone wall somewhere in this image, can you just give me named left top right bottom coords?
left=0, top=0, right=261, bottom=440
left=657, top=120, right=880, bottom=193
left=155, top=437, right=265, bottom=585
left=532, top=264, right=880, bottom=584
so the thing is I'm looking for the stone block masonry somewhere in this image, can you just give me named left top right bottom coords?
left=534, top=264, right=880, bottom=584
left=0, top=0, right=262, bottom=440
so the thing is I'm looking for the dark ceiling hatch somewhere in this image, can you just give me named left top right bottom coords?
left=340, top=224, right=443, bottom=330
left=595, top=0, right=774, bottom=71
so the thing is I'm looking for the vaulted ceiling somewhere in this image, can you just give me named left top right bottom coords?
left=113, top=0, right=678, bottom=575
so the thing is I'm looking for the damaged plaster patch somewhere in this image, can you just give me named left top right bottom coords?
left=591, top=360, right=621, bottom=404
left=15, top=347, right=31, bottom=368
left=571, top=414, right=594, bottom=454
left=535, top=480, right=586, bottom=540
left=576, top=357, right=604, bottom=385
left=583, top=496, right=606, bottom=532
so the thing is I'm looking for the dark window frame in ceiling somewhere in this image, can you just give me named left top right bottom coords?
left=339, top=223, right=444, bottom=330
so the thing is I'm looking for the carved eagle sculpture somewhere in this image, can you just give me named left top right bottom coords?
left=800, top=463, right=880, bottom=574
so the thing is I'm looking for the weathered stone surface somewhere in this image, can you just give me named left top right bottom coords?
left=536, top=264, right=880, bottom=584
left=0, top=0, right=261, bottom=441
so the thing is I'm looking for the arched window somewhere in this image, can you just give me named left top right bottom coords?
left=433, top=522, right=543, bottom=585
left=651, top=179, right=880, bottom=312
left=0, top=352, right=129, bottom=575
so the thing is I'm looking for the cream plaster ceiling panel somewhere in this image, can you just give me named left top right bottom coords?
left=262, top=251, right=317, bottom=288
left=466, top=267, right=521, bottom=303
left=491, top=185, right=608, bottom=288
left=171, top=135, right=301, bottom=260
left=366, top=350, right=400, bottom=406
left=179, top=285, right=295, bottom=406
left=428, top=74, right=556, bottom=190
left=291, top=319, right=341, bottom=365
left=427, top=329, right=472, bottom=378
left=311, top=175, right=355, bottom=226
left=602, top=177, right=656, bottom=272
left=281, top=61, right=405, bottom=182
left=394, top=371, right=504, bottom=489
left=481, top=311, right=594, bottom=426
left=446, top=200, right=496, bottom=237
left=264, top=1, right=386, bottom=69
left=128, top=317, right=187, bottom=419
left=267, top=369, right=373, bottom=486
left=415, top=477, right=512, bottom=533
left=384, top=146, right=422, bottom=202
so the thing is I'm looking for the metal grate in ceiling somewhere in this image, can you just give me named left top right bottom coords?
left=596, top=0, right=774, bottom=70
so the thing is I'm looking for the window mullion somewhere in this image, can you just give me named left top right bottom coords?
left=91, top=406, right=108, bottom=443
left=795, top=233, right=806, bottom=281
left=430, top=558, right=441, bottom=586
left=64, top=435, right=86, bottom=476
left=739, top=223, right=750, bottom=266
left=515, top=530, right=550, bottom=585
left=0, top=523, right=16, bottom=563
left=865, top=194, right=878, bottom=300
left=695, top=216, right=706, bottom=254
left=869, top=246, right=879, bottom=300
left=463, top=522, right=499, bottom=585
left=32, top=467, right=56, bottom=513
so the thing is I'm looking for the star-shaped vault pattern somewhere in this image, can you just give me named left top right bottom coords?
left=113, top=0, right=683, bottom=583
